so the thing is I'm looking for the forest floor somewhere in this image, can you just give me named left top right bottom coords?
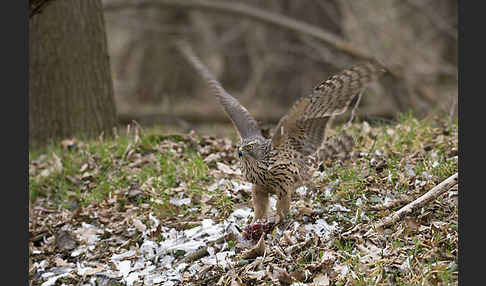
left=29, top=113, right=458, bottom=286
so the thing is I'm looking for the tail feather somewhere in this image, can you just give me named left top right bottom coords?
left=317, top=132, right=355, bottom=162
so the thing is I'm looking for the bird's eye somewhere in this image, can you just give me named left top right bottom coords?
left=247, top=144, right=253, bottom=150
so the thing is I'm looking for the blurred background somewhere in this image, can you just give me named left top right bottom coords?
left=29, top=0, right=458, bottom=146
left=102, top=0, right=457, bottom=136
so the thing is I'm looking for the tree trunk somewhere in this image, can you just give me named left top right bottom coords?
left=29, top=0, right=117, bottom=148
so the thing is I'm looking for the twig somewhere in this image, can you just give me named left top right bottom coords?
left=344, top=89, right=365, bottom=130
left=340, top=223, right=363, bottom=237
left=30, top=230, right=51, bottom=243
left=178, top=246, right=211, bottom=265
left=284, top=237, right=313, bottom=255
left=166, top=221, right=202, bottom=230
left=374, top=173, right=458, bottom=230
left=30, top=221, right=67, bottom=243
left=367, top=196, right=414, bottom=211
left=176, top=232, right=234, bottom=265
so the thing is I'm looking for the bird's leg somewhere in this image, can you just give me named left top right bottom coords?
left=275, top=189, right=291, bottom=224
left=251, top=185, right=269, bottom=223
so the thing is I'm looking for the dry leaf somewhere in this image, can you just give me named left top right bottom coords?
left=241, top=233, right=265, bottom=259
left=55, top=230, right=77, bottom=251
left=270, top=265, right=293, bottom=285
left=403, top=216, right=420, bottom=233
left=132, top=218, right=147, bottom=232
left=312, top=273, right=330, bottom=286
left=204, top=153, right=220, bottom=163
left=216, top=162, right=235, bottom=175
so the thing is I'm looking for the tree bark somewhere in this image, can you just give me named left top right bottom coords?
left=29, top=0, right=117, bottom=147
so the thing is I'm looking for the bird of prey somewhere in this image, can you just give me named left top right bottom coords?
left=176, top=40, right=386, bottom=223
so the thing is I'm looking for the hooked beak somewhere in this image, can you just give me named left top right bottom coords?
left=237, top=147, right=243, bottom=158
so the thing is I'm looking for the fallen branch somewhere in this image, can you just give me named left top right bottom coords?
left=29, top=221, right=67, bottom=243
left=176, top=232, right=235, bottom=265
left=103, top=0, right=376, bottom=62
left=374, top=173, right=458, bottom=230
left=166, top=221, right=202, bottom=230
left=177, top=245, right=211, bottom=265
left=367, top=195, right=414, bottom=211
left=284, top=237, right=313, bottom=255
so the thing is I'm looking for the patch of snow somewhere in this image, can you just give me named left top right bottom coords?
left=111, top=250, right=137, bottom=261
left=422, top=171, right=432, bottom=180
left=40, top=273, right=72, bottom=286
left=117, top=260, right=131, bottom=277
left=404, top=164, right=416, bottom=177
left=414, top=179, right=427, bottom=187
left=74, top=222, right=103, bottom=245
left=314, top=169, right=327, bottom=177
left=141, top=240, right=158, bottom=259
left=303, top=218, right=338, bottom=238
left=323, top=180, right=340, bottom=197
left=200, top=250, right=236, bottom=268
left=158, top=255, right=175, bottom=267
left=228, top=207, right=252, bottom=222
left=295, top=186, right=308, bottom=196
left=169, top=197, right=191, bottom=206
left=124, top=272, right=139, bottom=286
left=76, top=263, right=95, bottom=276
left=334, top=264, right=349, bottom=279
left=383, top=196, right=394, bottom=205
left=328, top=204, right=350, bottom=212
left=231, top=180, right=253, bottom=191
left=157, top=219, right=225, bottom=256
left=34, top=260, right=48, bottom=271
left=71, top=246, right=87, bottom=257
left=149, top=213, right=160, bottom=228
left=35, top=180, right=289, bottom=286
left=175, top=262, right=188, bottom=273
left=151, top=275, right=165, bottom=283
left=269, top=197, right=277, bottom=211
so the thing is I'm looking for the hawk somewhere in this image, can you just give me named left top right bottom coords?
left=176, top=41, right=386, bottom=223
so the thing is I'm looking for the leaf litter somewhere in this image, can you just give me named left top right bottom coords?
left=30, top=116, right=458, bottom=285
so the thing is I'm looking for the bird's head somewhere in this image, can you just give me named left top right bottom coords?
left=236, top=136, right=270, bottom=161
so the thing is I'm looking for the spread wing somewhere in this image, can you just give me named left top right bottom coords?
left=271, top=61, right=386, bottom=156
left=175, top=40, right=261, bottom=139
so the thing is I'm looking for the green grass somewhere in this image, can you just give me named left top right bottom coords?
left=29, top=113, right=458, bottom=285
left=29, top=131, right=212, bottom=210
left=30, top=112, right=457, bottom=209
left=319, top=112, right=457, bottom=202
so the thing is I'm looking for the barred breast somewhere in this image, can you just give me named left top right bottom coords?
left=240, top=148, right=303, bottom=198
